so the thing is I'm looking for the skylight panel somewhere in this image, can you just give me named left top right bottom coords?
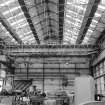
left=22, top=27, right=31, bottom=33
left=92, top=19, right=98, bottom=24
left=90, top=24, right=96, bottom=29
left=3, top=6, right=21, bottom=15
left=96, top=23, right=105, bottom=32
left=64, top=35, right=73, bottom=39
left=64, top=0, right=89, bottom=44
left=0, top=22, right=17, bottom=44
left=22, top=38, right=35, bottom=44
left=20, top=34, right=32, bottom=39
left=98, top=4, right=105, bottom=10
left=23, top=38, right=35, bottom=43
left=70, top=39, right=76, bottom=43
left=15, top=20, right=27, bottom=27
left=24, top=0, right=35, bottom=8
left=64, top=36, right=72, bottom=40
left=65, top=21, right=80, bottom=28
left=11, top=18, right=26, bottom=26
left=64, top=37, right=71, bottom=42
left=24, top=31, right=32, bottom=35
left=24, top=41, right=35, bottom=44
left=82, top=39, right=89, bottom=44
left=66, top=5, right=85, bottom=15
left=67, top=1, right=87, bottom=9
left=83, top=35, right=90, bottom=40
left=65, top=30, right=78, bottom=36
left=15, top=13, right=25, bottom=21
left=7, top=12, right=24, bottom=21
left=88, top=29, right=93, bottom=33
left=82, top=0, right=105, bottom=44
left=83, top=37, right=89, bottom=41
left=0, top=0, right=16, bottom=7
left=0, top=0, right=37, bottom=44
left=30, top=41, right=36, bottom=43
left=16, top=23, right=28, bottom=29
left=94, top=12, right=101, bottom=17
left=66, top=14, right=83, bottom=23
left=22, top=36, right=33, bottom=40
left=28, top=38, right=35, bottom=41
left=82, top=28, right=94, bottom=44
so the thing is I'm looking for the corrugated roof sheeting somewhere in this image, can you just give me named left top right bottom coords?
left=0, top=0, right=104, bottom=45
left=82, top=0, right=105, bottom=44
left=0, top=0, right=37, bottom=44
left=63, top=0, right=89, bottom=44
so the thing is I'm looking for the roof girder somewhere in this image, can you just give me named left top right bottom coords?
left=35, top=0, right=58, bottom=6
left=18, top=0, right=40, bottom=44
left=76, top=0, right=101, bottom=44
left=59, top=0, right=65, bottom=44
left=35, top=17, right=58, bottom=26
left=38, top=24, right=58, bottom=35
left=0, top=12, right=23, bottom=44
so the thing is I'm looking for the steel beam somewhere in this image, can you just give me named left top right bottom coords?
left=36, top=10, right=58, bottom=17
left=44, top=0, right=52, bottom=41
left=44, top=35, right=59, bottom=40
left=6, top=44, right=97, bottom=57
left=59, top=0, right=65, bottom=44
left=35, top=0, right=57, bottom=6
left=41, top=24, right=58, bottom=31
left=6, top=44, right=97, bottom=48
left=35, top=18, right=58, bottom=26
left=95, top=28, right=105, bottom=45
left=15, top=56, right=89, bottom=62
left=0, top=13, right=23, bottom=44
left=15, top=72, right=80, bottom=80
left=76, top=0, right=101, bottom=44
left=35, top=0, right=59, bottom=42
left=18, top=0, right=40, bottom=44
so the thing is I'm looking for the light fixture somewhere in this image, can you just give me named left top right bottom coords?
left=0, top=70, right=6, bottom=78
left=0, top=80, right=3, bottom=92
left=65, top=62, right=69, bottom=65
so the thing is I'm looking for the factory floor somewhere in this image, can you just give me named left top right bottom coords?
left=0, top=96, right=13, bottom=105
left=0, top=96, right=75, bottom=105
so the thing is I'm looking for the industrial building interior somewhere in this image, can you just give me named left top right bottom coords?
left=0, top=0, right=105, bottom=105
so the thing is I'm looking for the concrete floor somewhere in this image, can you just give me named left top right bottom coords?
left=0, top=96, right=13, bottom=105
